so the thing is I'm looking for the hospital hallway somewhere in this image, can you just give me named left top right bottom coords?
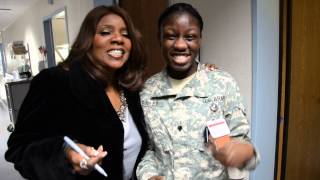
left=0, top=99, right=24, bottom=180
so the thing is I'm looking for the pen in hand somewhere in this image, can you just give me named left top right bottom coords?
left=63, top=136, right=108, bottom=177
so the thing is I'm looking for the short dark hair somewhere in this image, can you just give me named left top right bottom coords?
left=61, top=6, right=147, bottom=91
left=158, top=3, right=203, bottom=35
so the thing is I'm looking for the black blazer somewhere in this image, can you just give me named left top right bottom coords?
left=5, top=61, right=148, bottom=180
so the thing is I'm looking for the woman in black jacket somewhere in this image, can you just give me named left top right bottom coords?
left=5, top=5, right=148, bottom=180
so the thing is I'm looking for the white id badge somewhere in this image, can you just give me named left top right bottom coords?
left=206, top=118, right=230, bottom=138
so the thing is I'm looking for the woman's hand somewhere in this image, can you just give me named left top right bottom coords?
left=208, top=137, right=254, bottom=168
left=204, top=63, right=218, bottom=71
left=65, top=143, right=107, bottom=175
left=149, top=176, right=165, bottom=180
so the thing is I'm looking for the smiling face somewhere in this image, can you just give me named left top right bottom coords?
left=160, top=12, right=201, bottom=79
left=90, top=13, right=132, bottom=71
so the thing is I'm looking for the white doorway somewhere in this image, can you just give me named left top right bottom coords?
left=43, top=8, right=69, bottom=68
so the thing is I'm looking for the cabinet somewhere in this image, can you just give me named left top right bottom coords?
left=5, top=79, right=31, bottom=131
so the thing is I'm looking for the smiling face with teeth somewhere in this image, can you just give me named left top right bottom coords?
left=90, top=13, right=132, bottom=71
left=160, top=12, right=201, bottom=79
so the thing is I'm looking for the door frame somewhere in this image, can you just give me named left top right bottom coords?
left=0, top=43, right=6, bottom=76
left=251, top=0, right=279, bottom=179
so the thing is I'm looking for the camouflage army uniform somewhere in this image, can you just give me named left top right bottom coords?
left=137, top=63, right=259, bottom=180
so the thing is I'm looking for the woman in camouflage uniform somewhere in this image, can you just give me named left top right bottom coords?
left=137, top=3, right=259, bottom=180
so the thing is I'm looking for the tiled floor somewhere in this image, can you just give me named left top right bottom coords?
left=0, top=99, right=25, bottom=180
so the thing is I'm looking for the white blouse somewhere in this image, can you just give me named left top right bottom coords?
left=121, top=107, right=142, bottom=180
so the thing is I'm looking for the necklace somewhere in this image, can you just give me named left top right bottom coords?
left=116, top=90, right=127, bottom=122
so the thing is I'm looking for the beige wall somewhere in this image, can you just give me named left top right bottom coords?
left=2, top=0, right=93, bottom=75
left=52, top=18, right=68, bottom=47
left=171, top=0, right=253, bottom=123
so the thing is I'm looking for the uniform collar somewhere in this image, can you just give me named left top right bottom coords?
left=152, top=62, right=211, bottom=98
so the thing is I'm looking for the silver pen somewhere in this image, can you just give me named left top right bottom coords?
left=63, top=136, right=108, bottom=177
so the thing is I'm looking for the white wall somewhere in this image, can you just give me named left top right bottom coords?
left=2, top=0, right=93, bottom=75
left=171, top=0, right=252, bottom=125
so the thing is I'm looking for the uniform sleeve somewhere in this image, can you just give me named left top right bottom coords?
left=136, top=113, right=162, bottom=180
left=136, top=150, right=161, bottom=180
left=223, top=76, right=260, bottom=170
left=136, top=88, right=162, bottom=180
left=4, top=70, right=74, bottom=180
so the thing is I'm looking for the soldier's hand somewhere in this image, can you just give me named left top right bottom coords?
left=209, top=138, right=254, bottom=168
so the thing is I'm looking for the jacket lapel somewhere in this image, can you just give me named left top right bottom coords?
left=68, top=61, right=108, bottom=112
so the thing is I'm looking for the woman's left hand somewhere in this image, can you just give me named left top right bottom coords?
left=208, top=137, right=254, bottom=168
